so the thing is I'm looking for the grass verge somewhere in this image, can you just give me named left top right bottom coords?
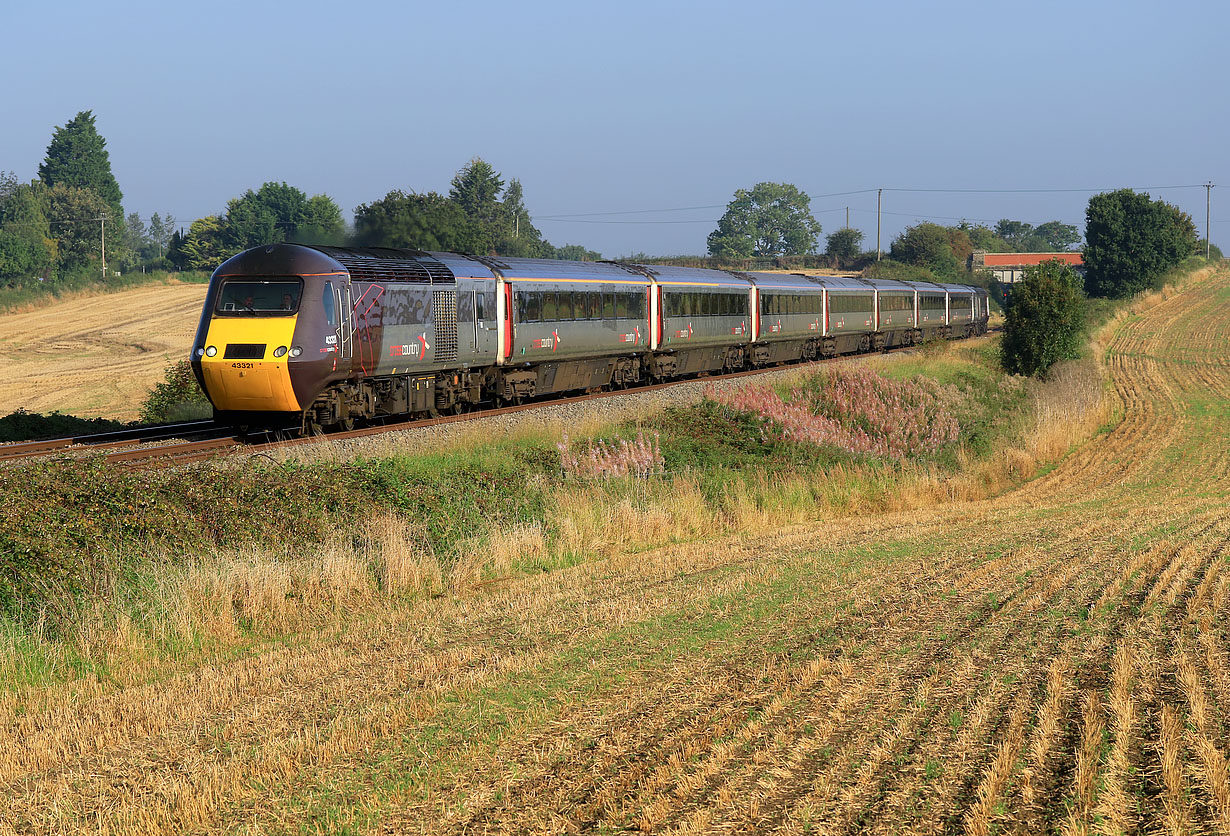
left=0, top=332, right=1111, bottom=695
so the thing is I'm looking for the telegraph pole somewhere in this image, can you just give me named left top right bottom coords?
left=1206, top=182, right=1214, bottom=260
left=99, top=215, right=106, bottom=279
left=876, top=188, right=882, bottom=261
left=845, top=206, right=849, bottom=229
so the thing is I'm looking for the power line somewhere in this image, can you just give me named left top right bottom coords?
left=537, top=188, right=880, bottom=220
left=536, top=183, right=1211, bottom=223
left=882, top=184, right=1208, bottom=194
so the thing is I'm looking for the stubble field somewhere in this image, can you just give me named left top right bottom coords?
left=2, top=268, right=1229, bottom=833
left=0, top=282, right=205, bottom=421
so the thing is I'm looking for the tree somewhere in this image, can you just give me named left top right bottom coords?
left=38, top=111, right=123, bottom=216
left=298, top=195, right=346, bottom=244
left=1001, top=259, right=1086, bottom=377
left=1084, top=189, right=1198, bottom=298
left=1033, top=221, right=1081, bottom=251
left=0, top=181, right=55, bottom=281
left=178, top=215, right=228, bottom=271
left=353, top=190, right=478, bottom=252
left=961, top=222, right=1011, bottom=253
left=43, top=184, right=119, bottom=274
left=890, top=222, right=960, bottom=278
left=222, top=182, right=345, bottom=252
left=946, top=226, right=974, bottom=267
left=449, top=158, right=503, bottom=217
left=551, top=243, right=602, bottom=261
left=995, top=219, right=1035, bottom=251
left=824, top=228, right=864, bottom=268
left=1197, top=239, right=1223, bottom=261
left=497, top=178, right=548, bottom=257
left=147, top=212, right=175, bottom=261
left=123, top=212, right=149, bottom=269
left=448, top=157, right=508, bottom=254
left=707, top=182, right=821, bottom=258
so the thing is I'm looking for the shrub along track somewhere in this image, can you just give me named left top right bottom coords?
left=2, top=270, right=1230, bottom=834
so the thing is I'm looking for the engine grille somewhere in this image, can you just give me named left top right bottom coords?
left=224, top=343, right=266, bottom=359
left=433, top=290, right=458, bottom=362
left=309, top=246, right=455, bottom=284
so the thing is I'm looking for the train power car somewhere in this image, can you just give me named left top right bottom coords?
left=190, top=244, right=990, bottom=434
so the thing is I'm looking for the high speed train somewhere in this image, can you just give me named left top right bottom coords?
left=189, top=244, right=989, bottom=433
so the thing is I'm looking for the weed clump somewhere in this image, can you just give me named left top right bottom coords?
left=712, top=366, right=959, bottom=460
left=557, top=430, right=664, bottom=479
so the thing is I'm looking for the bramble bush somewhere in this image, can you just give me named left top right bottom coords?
left=140, top=360, right=212, bottom=423
left=711, top=367, right=959, bottom=460
left=0, top=409, right=128, bottom=443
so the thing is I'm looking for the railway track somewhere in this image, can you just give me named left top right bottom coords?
left=0, top=332, right=997, bottom=468
left=0, top=419, right=230, bottom=463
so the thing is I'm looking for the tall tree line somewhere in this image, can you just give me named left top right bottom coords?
left=0, top=111, right=180, bottom=286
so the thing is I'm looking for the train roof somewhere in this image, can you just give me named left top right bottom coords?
left=862, top=278, right=917, bottom=293
left=744, top=272, right=828, bottom=290
left=816, top=276, right=876, bottom=292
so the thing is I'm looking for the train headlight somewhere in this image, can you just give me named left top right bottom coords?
left=290, top=346, right=302, bottom=357
left=273, top=346, right=287, bottom=358
left=205, top=345, right=217, bottom=357
left=195, top=347, right=204, bottom=357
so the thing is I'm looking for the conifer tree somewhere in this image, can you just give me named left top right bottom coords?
left=39, top=111, right=124, bottom=216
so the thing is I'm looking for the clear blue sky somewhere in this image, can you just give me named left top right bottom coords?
left=3, top=0, right=1225, bottom=258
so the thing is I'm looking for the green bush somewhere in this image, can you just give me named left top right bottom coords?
left=1001, top=259, right=1086, bottom=378
left=861, top=258, right=937, bottom=283
left=140, top=360, right=211, bottom=423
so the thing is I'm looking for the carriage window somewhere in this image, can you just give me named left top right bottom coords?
left=525, top=291, right=541, bottom=322
left=541, top=290, right=558, bottom=320
left=630, top=289, right=644, bottom=319
left=616, top=292, right=629, bottom=319
left=559, top=291, right=574, bottom=321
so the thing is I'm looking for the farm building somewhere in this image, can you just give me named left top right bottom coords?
left=971, top=251, right=1085, bottom=285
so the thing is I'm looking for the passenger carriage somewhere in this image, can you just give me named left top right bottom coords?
left=745, top=272, right=829, bottom=364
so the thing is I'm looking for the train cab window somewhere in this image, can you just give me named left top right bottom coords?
left=323, top=282, right=337, bottom=328
left=217, top=279, right=303, bottom=316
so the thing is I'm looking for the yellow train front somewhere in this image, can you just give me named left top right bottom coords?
left=190, top=245, right=350, bottom=432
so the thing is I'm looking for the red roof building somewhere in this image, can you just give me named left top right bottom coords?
left=972, top=251, right=1084, bottom=284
